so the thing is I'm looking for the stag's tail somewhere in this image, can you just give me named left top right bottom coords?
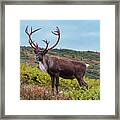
left=86, top=64, right=89, bottom=67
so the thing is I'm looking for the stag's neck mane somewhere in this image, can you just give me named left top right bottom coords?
left=41, top=55, right=49, bottom=71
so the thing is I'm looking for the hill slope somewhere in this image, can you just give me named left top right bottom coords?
left=20, top=46, right=100, bottom=79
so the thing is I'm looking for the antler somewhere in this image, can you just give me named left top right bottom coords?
left=25, top=26, right=41, bottom=53
left=42, top=39, right=50, bottom=54
left=25, top=26, right=60, bottom=55
left=48, top=26, right=60, bottom=51
left=42, top=26, right=60, bottom=54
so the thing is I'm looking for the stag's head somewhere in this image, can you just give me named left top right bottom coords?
left=25, top=26, right=60, bottom=63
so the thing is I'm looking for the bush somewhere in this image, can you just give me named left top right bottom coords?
left=20, top=63, right=100, bottom=100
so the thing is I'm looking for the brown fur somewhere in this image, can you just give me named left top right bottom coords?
left=42, top=54, right=88, bottom=95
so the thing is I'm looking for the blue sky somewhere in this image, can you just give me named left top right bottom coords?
left=20, top=20, right=100, bottom=51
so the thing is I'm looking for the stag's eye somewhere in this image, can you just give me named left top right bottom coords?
left=39, top=55, right=43, bottom=61
left=36, top=54, right=43, bottom=62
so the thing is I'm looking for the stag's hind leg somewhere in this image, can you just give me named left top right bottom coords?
left=80, top=77, right=88, bottom=89
left=75, top=74, right=88, bottom=89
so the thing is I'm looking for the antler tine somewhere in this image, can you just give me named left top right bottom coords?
left=30, top=27, right=41, bottom=47
left=42, top=39, right=50, bottom=54
left=42, top=39, right=50, bottom=44
left=30, top=26, right=42, bottom=35
left=25, top=26, right=35, bottom=48
left=25, top=26, right=29, bottom=36
left=30, top=27, right=32, bottom=35
left=55, top=26, right=60, bottom=32
left=32, top=28, right=42, bottom=34
left=52, top=26, right=60, bottom=35
left=47, top=26, right=60, bottom=51
left=56, top=26, right=60, bottom=33
left=25, top=26, right=34, bottom=48
left=25, top=26, right=41, bottom=50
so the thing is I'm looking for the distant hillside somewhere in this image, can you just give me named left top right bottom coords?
left=20, top=46, right=100, bottom=80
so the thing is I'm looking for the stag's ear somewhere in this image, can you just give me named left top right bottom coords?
left=34, top=48, right=40, bottom=54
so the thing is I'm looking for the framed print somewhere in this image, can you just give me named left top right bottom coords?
left=0, top=0, right=119, bottom=119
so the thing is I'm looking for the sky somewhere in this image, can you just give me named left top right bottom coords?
left=20, top=20, right=100, bottom=51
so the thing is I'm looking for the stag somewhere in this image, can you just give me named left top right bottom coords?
left=25, top=26, right=88, bottom=95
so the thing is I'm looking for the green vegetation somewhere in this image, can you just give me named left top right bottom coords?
left=20, top=46, right=100, bottom=100
left=20, top=64, right=100, bottom=100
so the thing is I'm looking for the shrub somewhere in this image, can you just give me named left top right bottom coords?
left=20, top=63, right=100, bottom=100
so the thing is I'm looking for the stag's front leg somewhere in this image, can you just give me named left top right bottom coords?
left=51, top=75, right=55, bottom=96
left=55, top=76, right=59, bottom=95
